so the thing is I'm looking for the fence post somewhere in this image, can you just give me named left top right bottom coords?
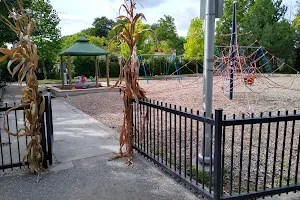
left=45, top=95, right=53, bottom=165
left=214, top=109, right=223, bottom=200
left=48, top=89, right=54, bottom=148
left=39, top=91, right=48, bottom=169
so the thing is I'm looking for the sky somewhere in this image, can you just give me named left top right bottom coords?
left=50, top=0, right=297, bottom=37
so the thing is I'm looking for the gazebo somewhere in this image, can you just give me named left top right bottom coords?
left=59, top=37, right=110, bottom=89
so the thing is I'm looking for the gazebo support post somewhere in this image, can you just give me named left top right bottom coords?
left=68, top=55, right=72, bottom=87
left=106, top=54, right=110, bottom=87
left=60, top=56, right=64, bottom=89
left=95, top=56, right=99, bottom=87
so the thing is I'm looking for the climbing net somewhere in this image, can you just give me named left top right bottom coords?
left=213, top=33, right=300, bottom=115
left=139, top=32, right=300, bottom=116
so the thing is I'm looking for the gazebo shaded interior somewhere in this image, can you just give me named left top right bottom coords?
left=59, top=37, right=110, bottom=88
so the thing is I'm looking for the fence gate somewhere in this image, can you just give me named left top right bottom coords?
left=0, top=95, right=53, bottom=172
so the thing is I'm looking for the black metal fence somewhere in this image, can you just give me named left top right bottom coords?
left=0, top=95, right=53, bottom=171
left=132, top=99, right=300, bottom=200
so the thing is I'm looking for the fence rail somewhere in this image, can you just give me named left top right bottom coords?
left=0, top=94, right=53, bottom=172
left=132, top=98, right=300, bottom=200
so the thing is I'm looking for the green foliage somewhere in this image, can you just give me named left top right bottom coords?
left=73, top=56, right=95, bottom=77
left=73, top=55, right=120, bottom=78
left=138, top=56, right=201, bottom=76
left=173, top=36, right=186, bottom=55
left=30, top=0, right=61, bottom=79
left=120, top=20, right=152, bottom=58
left=88, top=36, right=107, bottom=47
left=184, top=17, right=204, bottom=61
left=242, top=0, right=287, bottom=41
left=186, top=164, right=211, bottom=187
left=151, top=41, right=172, bottom=54
left=107, top=19, right=127, bottom=41
left=36, top=57, right=58, bottom=79
left=93, top=16, right=114, bottom=37
left=215, top=0, right=255, bottom=45
left=215, top=0, right=296, bottom=73
left=155, top=15, right=178, bottom=44
left=0, top=59, right=15, bottom=82
left=260, top=20, right=295, bottom=59
left=241, top=0, right=294, bottom=60
left=61, top=32, right=88, bottom=50
left=61, top=33, right=107, bottom=50
left=154, top=15, right=184, bottom=54
left=81, top=27, right=96, bottom=36
left=0, top=0, right=32, bottom=44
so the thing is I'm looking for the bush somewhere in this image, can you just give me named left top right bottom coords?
left=36, top=58, right=60, bottom=80
left=73, top=56, right=95, bottom=77
left=99, top=60, right=120, bottom=78
left=0, top=60, right=17, bottom=82
left=73, top=55, right=203, bottom=79
left=139, top=57, right=203, bottom=77
left=73, top=56, right=121, bottom=78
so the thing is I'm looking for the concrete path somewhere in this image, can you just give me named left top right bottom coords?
left=1, top=83, right=22, bottom=105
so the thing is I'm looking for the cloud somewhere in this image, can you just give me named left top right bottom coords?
left=51, top=0, right=201, bottom=37
left=59, top=13, right=90, bottom=25
left=135, top=0, right=166, bottom=8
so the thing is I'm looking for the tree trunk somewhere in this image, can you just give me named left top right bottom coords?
left=42, top=60, right=47, bottom=80
left=196, top=60, right=199, bottom=74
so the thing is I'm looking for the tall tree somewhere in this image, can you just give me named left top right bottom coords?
left=93, top=16, right=114, bottom=37
left=30, top=0, right=61, bottom=79
left=174, top=36, right=186, bottom=55
left=0, top=0, right=32, bottom=44
left=293, top=2, right=300, bottom=70
left=155, top=15, right=178, bottom=46
left=242, top=0, right=287, bottom=41
left=215, top=0, right=255, bottom=45
left=184, top=17, right=204, bottom=73
left=154, top=15, right=185, bottom=54
left=242, top=0, right=294, bottom=60
left=1, top=0, right=45, bottom=172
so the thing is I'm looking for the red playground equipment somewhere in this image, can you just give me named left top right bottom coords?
left=244, top=75, right=256, bottom=85
left=75, top=75, right=89, bottom=89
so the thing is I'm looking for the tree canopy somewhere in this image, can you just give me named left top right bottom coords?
left=1, top=0, right=299, bottom=80
left=184, top=17, right=204, bottom=61
left=92, top=16, right=114, bottom=38
left=0, top=0, right=32, bottom=44
left=30, top=0, right=61, bottom=79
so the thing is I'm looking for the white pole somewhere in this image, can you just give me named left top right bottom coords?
left=200, top=0, right=216, bottom=163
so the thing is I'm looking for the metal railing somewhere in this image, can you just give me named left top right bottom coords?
left=132, top=99, right=300, bottom=200
left=0, top=94, right=53, bottom=171
left=221, top=112, right=300, bottom=200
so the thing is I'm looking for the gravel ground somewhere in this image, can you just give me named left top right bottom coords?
left=72, top=76, right=300, bottom=131
left=71, top=75, right=300, bottom=194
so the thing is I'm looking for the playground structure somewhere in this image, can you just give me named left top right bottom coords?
left=58, top=37, right=110, bottom=89
left=74, top=75, right=89, bottom=89
left=138, top=2, right=300, bottom=116
left=208, top=2, right=300, bottom=114
left=138, top=52, right=182, bottom=83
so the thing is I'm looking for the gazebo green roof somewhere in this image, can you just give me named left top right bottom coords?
left=59, top=37, right=110, bottom=56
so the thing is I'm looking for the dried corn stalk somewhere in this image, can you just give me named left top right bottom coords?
left=0, top=0, right=45, bottom=172
left=109, top=0, right=157, bottom=165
